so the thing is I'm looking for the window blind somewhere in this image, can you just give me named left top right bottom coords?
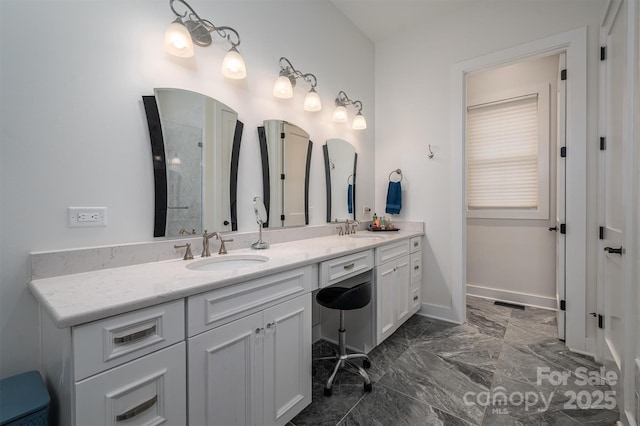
left=467, top=94, right=539, bottom=209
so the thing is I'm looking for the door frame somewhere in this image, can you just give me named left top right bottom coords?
left=451, top=28, right=588, bottom=352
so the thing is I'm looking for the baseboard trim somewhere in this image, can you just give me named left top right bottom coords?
left=466, top=284, right=557, bottom=310
left=419, top=302, right=462, bottom=324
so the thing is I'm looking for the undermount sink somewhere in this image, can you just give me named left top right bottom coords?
left=186, top=255, right=269, bottom=272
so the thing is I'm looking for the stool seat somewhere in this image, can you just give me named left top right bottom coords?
left=316, top=281, right=371, bottom=311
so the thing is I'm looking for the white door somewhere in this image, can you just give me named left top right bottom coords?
left=376, top=260, right=397, bottom=344
left=598, top=0, right=627, bottom=409
left=188, top=312, right=263, bottom=426
left=263, top=295, right=312, bottom=426
left=555, top=52, right=567, bottom=341
left=394, top=255, right=411, bottom=325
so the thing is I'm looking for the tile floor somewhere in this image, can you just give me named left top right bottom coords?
left=290, top=296, right=620, bottom=425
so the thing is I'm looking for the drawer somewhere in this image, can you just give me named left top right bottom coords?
left=319, top=250, right=374, bottom=288
left=375, top=239, right=410, bottom=264
left=410, top=252, right=422, bottom=284
left=188, top=266, right=313, bottom=336
left=73, top=299, right=184, bottom=381
left=411, top=286, right=421, bottom=312
left=410, top=236, right=422, bottom=253
left=75, top=342, right=186, bottom=426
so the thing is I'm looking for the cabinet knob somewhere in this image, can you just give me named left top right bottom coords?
left=414, top=265, right=419, bottom=270
left=266, top=322, right=275, bottom=329
left=255, top=328, right=262, bottom=334
left=413, top=295, right=419, bottom=301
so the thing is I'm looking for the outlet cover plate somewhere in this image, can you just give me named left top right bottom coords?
left=68, top=207, right=107, bottom=228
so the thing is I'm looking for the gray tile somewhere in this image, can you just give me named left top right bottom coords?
left=291, top=379, right=365, bottom=426
left=339, top=384, right=473, bottom=426
left=504, top=317, right=559, bottom=344
left=361, top=334, right=410, bottom=383
left=378, top=346, right=490, bottom=424
left=466, top=299, right=511, bottom=339
left=511, top=306, right=558, bottom=326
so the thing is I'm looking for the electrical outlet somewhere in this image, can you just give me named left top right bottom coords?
left=68, top=207, right=107, bottom=228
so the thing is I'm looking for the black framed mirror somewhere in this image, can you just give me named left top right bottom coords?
left=143, top=88, right=243, bottom=237
left=324, top=139, right=357, bottom=222
left=257, top=120, right=312, bottom=228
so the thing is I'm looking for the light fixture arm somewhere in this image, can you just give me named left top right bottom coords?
left=335, top=90, right=363, bottom=113
left=169, top=0, right=241, bottom=48
left=278, top=57, right=318, bottom=89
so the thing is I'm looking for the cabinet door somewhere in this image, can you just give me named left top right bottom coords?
left=263, top=294, right=311, bottom=426
left=376, top=259, right=397, bottom=344
left=394, top=256, right=411, bottom=324
left=188, top=312, right=263, bottom=426
left=75, top=343, right=186, bottom=426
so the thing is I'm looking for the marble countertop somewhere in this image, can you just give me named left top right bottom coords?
left=29, top=230, right=423, bottom=329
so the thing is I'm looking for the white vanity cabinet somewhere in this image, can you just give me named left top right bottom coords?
left=187, top=266, right=313, bottom=426
left=375, top=236, right=423, bottom=344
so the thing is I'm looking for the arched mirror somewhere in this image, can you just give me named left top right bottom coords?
left=257, top=120, right=312, bottom=228
left=324, top=139, right=357, bottom=222
left=143, top=88, right=243, bottom=237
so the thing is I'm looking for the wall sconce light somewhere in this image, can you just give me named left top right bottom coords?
left=272, top=57, right=322, bottom=112
left=163, top=0, right=247, bottom=79
left=332, top=91, right=367, bottom=130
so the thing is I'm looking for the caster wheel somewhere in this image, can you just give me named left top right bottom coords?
left=324, top=387, right=333, bottom=397
left=363, top=359, right=371, bottom=369
left=364, top=383, right=372, bottom=393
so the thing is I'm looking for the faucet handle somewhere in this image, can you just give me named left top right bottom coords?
left=218, top=238, right=234, bottom=255
left=174, top=243, right=194, bottom=260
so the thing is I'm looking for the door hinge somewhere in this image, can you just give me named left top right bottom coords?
left=600, top=137, right=606, bottom=150
left=280, top=214, right=285, bottom=221
left=560, top=224, right=566, bottom=234
left=280, top=173, right=285, bottom=180
left=599, top=314, right=604, bottom=329
left=280, top=132, right=285, bottom=139
left=601, top=46, right=607, bottom=61
left=590, top=313, right=604, bottom=328
left=560, top=69, right=567, bottom=80
left=560, top=147, right=567, bottom=158
left=560, top=300, right=566, bottom=311
left=599, top=226, right=604, bottom=240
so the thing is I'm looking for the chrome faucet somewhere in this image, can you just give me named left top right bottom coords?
left=202, top=231, right=234, bottom=256
left=201, top=230, right=216, bottom=257
left=174, top=243, right=194, bottom=260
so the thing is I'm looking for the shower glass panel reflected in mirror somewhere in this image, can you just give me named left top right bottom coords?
left=143, top=88, right=243, bottom=238
left=257, top=120, right=312, bottom=228
left=323, top=139, right=357, bottom=222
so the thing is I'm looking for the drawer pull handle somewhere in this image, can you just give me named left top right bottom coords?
left=113, top=325, right=157, bottom=345
left=116, top=395, right=157, bottom=421
left=414, top=265, right=420, bottom=270
left=343, top=263, right=355, bottom=270
left=413, top=295, right=419, bottom=301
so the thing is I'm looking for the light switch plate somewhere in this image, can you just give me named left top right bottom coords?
left=68, top=207, right=107, bottom=228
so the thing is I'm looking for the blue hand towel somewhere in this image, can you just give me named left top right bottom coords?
left=385, top=181, right=402, bottom=214
left=347, top=184, right=353, bottom=214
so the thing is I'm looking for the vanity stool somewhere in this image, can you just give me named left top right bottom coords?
left=315, top=281, right=372, bottom=396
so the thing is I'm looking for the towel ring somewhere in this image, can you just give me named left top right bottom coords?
left=347, top=174, right=354, bottom=184
left=388, top=169, right=402, bottom=182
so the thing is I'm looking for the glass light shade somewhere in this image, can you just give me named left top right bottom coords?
left=303, top=89, right=322, bottom=112
left=332, top=105, right=348, bottom=122
left=352, top=112, right=367, bottom=130
left=221, top=47, right=247, bottom=79
left=273, top=75, right=294, bottom=98
left=163, top=21, right=194, bottom=58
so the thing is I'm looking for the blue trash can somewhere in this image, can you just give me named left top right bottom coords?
left=0, top=371, right=50, bottom=426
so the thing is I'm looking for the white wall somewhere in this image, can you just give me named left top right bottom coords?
left=466, top=55, right=559, bottom=307
left=0, top=0, right=374, bottom=378
left=374, top=0, right=604, bottom=325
